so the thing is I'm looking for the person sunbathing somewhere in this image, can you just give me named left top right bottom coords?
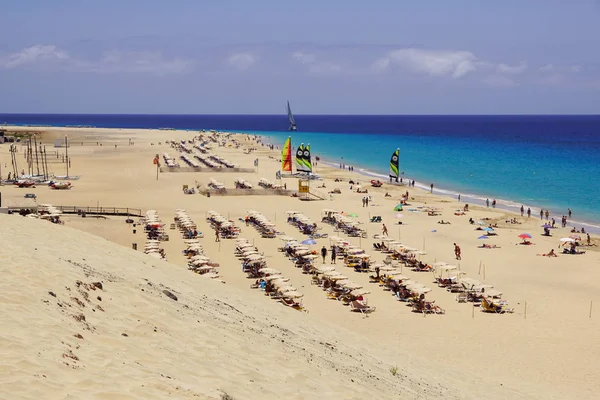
left=479, top=244, right=500, bottom=249
left=538, top=249, right=558, bottom=257
left=438, top=220, right=451, bottom=224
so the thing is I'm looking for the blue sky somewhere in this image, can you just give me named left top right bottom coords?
left=1, top=0, right=600, bottom=114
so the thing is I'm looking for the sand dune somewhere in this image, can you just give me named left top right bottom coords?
left=1, top=214, right=476, bottom=400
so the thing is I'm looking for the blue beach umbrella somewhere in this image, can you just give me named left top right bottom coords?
left=302, top=239, right=317, bottom=245
left=478, top=235, right=489, bottom=239
left=482, top=227, right=494, bottom=231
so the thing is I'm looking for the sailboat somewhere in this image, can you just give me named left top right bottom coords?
left=281, top=136, right=292, bottom=173
left=389, top=148, right=400, bottom=183
left=287, top=101, right=297, bottom=131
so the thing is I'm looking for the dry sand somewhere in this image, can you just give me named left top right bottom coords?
left=1, top=126, right=599, bottom=399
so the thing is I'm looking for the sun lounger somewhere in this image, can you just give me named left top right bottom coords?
left=350, top=300, right=375, bottom=314
left=481, top=297, right=514, bottom=314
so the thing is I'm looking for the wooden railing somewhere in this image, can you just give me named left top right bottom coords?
left=54, top=206, right=142, bottom=216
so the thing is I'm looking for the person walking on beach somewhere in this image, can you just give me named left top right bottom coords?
left=454, top=243, right=462, bottom=260
left=321, top=246, right=327, bottom=264
left=520, top=205, right=524, bottom=216
left=540, top=209, right=544, bottom=220
left=430, top=183, right=434, bottom=193
left=486, top=199, right=490, bottom=207
left=382, top=223, right=389, bottom=236
left=527, top=207, right=531, bottom=218
left=215, top=228, right=220, bottom=242
left=458, top=194, right=461, bottom=202
left=568, top=208, right=572, bottom=219
left=331, top=246, right=337, bottom=264
left=492, top=199, right=496, bottom=208
left=545, top=209, right=550, bottom=220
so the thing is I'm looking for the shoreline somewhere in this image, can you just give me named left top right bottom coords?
left=259, top=133, right=600, bottom=235
left=3, top=122, right=598, bottom=234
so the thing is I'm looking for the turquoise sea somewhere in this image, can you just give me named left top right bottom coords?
left=1, top=114, right=599, bottom=231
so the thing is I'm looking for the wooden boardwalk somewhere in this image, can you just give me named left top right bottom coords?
left=54, top=206, right=142, bottom=216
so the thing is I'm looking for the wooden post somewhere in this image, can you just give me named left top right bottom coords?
left=524, top=301, right=527, bottom=319
left=65, top=136, right=69, bottom=178
left=590, top=301, right=593, bottom=318
left=472, top=303, right=475, bottom=318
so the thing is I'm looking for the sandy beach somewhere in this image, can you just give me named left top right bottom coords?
left=1, top=126, right=599, bottom=399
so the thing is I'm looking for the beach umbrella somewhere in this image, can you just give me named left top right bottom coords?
left=476, top=220, right=486, bottom=226
left=395, top=213, right=404, bottom=219
left=349, top=213, right=359, bottom=218
left=560, top=238, right=575, bottom=243
left=301, top=239, right=317, bottom=245
left=478, top=235, right=489, bottom=240
left=394, top=204, right=403, bottom=211
left=482, top=227, right=494, bottom=231
left=569, top=235, right=581, bottom=240
left=518, top=233, right=532, bottom=239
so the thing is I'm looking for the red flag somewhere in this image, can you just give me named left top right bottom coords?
left=153, top=156, right=159, bottom=165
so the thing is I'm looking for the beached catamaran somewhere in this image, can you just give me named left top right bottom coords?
left=296, top=143, right=312, bottom=174
left=287, top=101, right=297, bottom=131
left=281, top=136, right=292, bottom=173
left=389, top=148, right=400, bottom=183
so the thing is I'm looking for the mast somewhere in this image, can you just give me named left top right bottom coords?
left=34, top=136, right=40, bottom=176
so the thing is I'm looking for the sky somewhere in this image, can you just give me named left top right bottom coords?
left=1, top=0, right=600, bottom=114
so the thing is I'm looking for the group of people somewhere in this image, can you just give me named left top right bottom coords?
left=320, top=245, right=338, bottom=264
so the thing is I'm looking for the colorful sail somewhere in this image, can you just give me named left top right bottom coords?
left=296, top=144, right=306, bottom=172
left=281, top=136, right=292, bottom=172
left=303, top=144, right=312, bottom=173
left=389, top=148, right=400, bottom=181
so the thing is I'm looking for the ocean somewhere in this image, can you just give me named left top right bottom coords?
left=1, top=114, right=599, bottom=230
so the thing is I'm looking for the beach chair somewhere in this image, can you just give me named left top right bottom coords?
left=481, top=297, right=514, bottom=314
left=456, top=291, right=468, bottom=303
left=350, top=300, right=375, bottom=314
left=281, top=297, right=304, bottom=311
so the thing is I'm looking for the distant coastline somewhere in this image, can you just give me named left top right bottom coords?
left=2, top=113, right=599, bottom=232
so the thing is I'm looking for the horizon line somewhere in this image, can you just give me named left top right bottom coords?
left=1, top=113, right=600, bottom=117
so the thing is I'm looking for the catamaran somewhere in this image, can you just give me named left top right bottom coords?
left=281, top=136, right=292, bottom=173
left=287, top=101, right=297, bottom=131
left=389, top=148, right=400, bottom=183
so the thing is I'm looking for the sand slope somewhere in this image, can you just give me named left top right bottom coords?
left=0, top=214, right=476, bottom=400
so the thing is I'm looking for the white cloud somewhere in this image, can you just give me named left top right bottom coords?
left=539, top=64, right=581, bottom=73
left=0, top=44, right=189, bottom=75
left=0, top=44, right=69, bottom=69
left=371, top=58, right=391, bottom=73
left=90, top=51, right=190, bottom=75
left=227, top=52, right=257, bottom=70
left=291, top=51, right=341, bottom=74
left=379, top=48, right=479, bottom=79
left=497, top=62, right=527, bottom=74
left=292, top=51, right=316, bottom=64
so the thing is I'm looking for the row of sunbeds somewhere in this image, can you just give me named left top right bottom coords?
left=237, top=238, right=305, bottom=310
